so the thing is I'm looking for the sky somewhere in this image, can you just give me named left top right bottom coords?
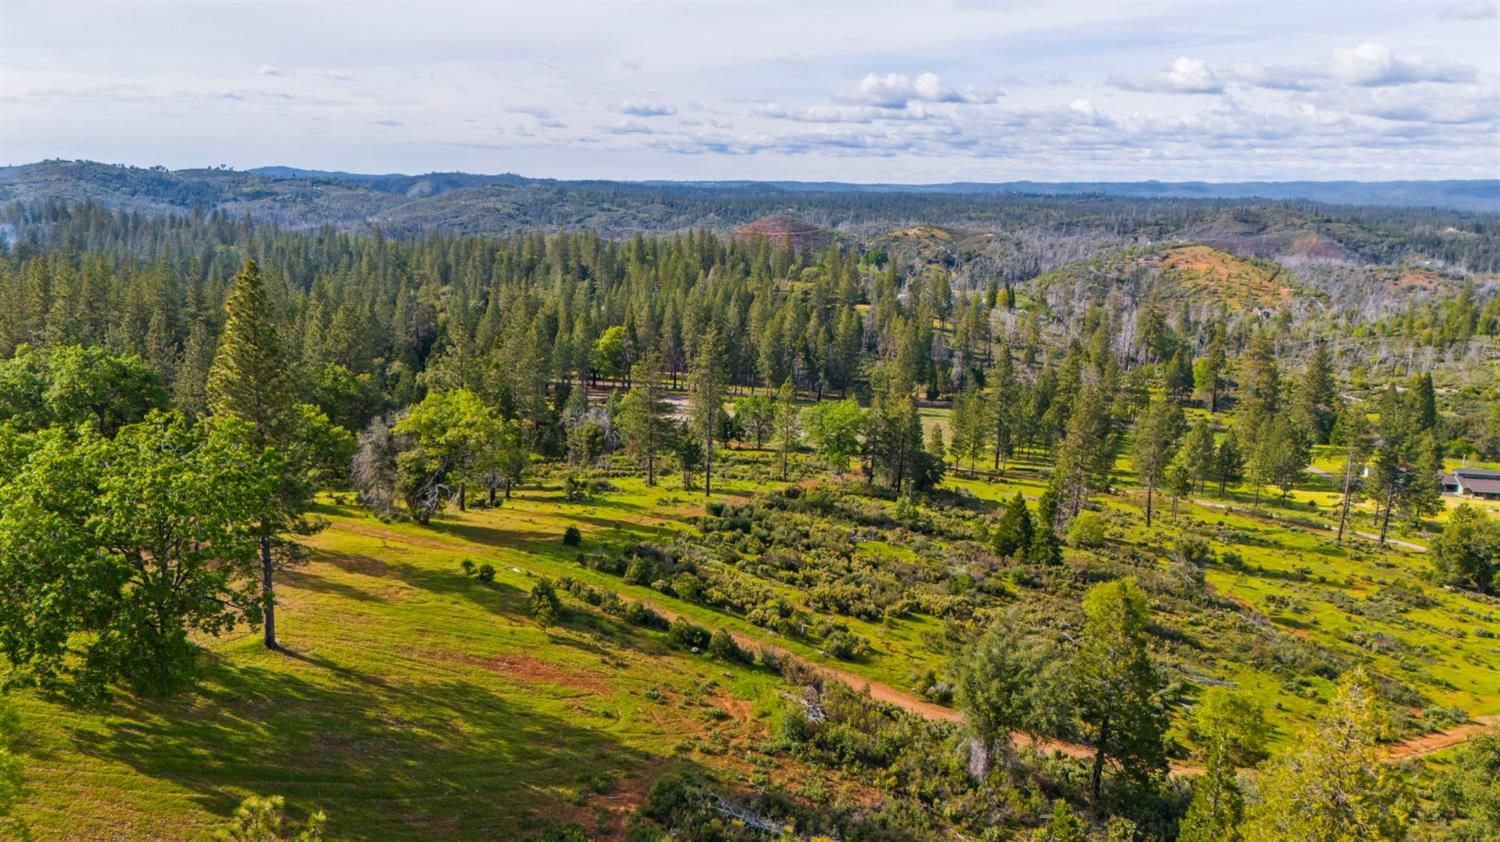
left=2, top=0, right=1498, bottom=183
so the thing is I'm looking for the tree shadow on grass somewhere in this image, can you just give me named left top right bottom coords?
left=278, top=565, right=389, bottom=605
left=317, top=549, right=532, bottom=619
left=67, top=650, right=695, bottom=839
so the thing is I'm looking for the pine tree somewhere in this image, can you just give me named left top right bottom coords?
left=1132, top=397, right=1184, bottom=526
left=988, top=351, right=1016, bottom=472
left=1335, top=406, right=1372, bottom=545
left=992, top=492, right=1034, bottom=558
left=1214, top=436, right=1244, bottom=497
left=1292, top=344, right=1337, bottom=444
left=1052, top=384, right=1114, bottom=521
left=209, top=262, right=290, bottom=447
left=1181, top=417, right=1218, bottom=494
left=1245, top=668, right=1411, bottom=841
left=1073, top=577, right=1168, bottom=801
left=688, top=329, right=726, bottom=497
left=207, top=261, right=295, bottom=651
left=773, top=379, right=800, bottom=481
left=618, top=352, right=670, bottom=485
left=1195, top=335, right=1227, bottom=413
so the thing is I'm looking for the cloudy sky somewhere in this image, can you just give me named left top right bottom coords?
left=2, top=0, right=1498, bottom=182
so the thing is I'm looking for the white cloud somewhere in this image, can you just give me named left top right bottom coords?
left=1439, top=2, right=1497, bottom=20
left=618, top=99, right=676, bottom=117
left=1330, top=42, right=1476, bottom=86
left=1110, top=56, right=1223, bottom=94
left=1347, top=89, right=1500, bottom=125
left=835, top=72, right=998, bottom=108
left=601, top=119, right=658, bottom=135
left=756, top=102, right=938, bottom=124
left=256, top=65, right=284, bottom=77
left=1225, top=63, right=1322, bottom=91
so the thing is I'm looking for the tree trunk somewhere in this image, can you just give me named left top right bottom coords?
left=1378, top=485, right=1395, bottom=546
left=457, top=483, right=466, bottom=511
left=260, top=533, right=278, bottom=651
left=1091, top=717, right=1109, bottom=802
left=1144, top=476, right=1154, bottom=527
left=1336, top=455, right=1355, bottom=545
left=488, top=485, right=497, bottom=507
left=704, top=432, right=713, bottom=498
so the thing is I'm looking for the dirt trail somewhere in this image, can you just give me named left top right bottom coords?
left=329, top=516, right=1484, bottom=777
left=1384, top=714, right=1500, bottom=760
left=641, top=603, right=1183, bottom=770
left=652, top=599, right=1493, bottom=774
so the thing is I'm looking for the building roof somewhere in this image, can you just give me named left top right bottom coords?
left=1455, top=467, right=1500, bottom=495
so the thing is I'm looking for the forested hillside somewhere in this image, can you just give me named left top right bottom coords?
left=1, top=196, right=1498, bottom=841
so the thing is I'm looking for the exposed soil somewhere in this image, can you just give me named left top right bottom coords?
left=1385, top=715, right=1500, bottom=761
left=732, top=215, right=829, bottom=250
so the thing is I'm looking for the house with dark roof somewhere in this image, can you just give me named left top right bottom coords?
left=1440, top=467, right=1500, bottom=499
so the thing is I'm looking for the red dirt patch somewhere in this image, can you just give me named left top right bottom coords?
left=733, top=215, right=828, bottom=250
left=416, top=648, right=610, bottom=694
left=1385, top=714, right=1500, bottom=761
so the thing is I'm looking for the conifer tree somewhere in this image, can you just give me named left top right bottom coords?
left=688, top=329, right=726, bottom=497
left=992, top=492, right=1034, bottom=558
left=207, top=261, right=295, bottom=650
left=1072, top=577, right=1168, bottom=801
left=618, top=352, right=670, bottom=486
left=1181, top=417, right=1218, bottom=493
left=1132, top=397, right=1184, bottom=526
left=987, top=353, right=1016, bottom=473
left=773, top=379, right=799, bottom=481
left=1245, top=668, right=1411, bottom=841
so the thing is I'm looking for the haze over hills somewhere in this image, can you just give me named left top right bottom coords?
left=1, top=161, right=1496, bottom=241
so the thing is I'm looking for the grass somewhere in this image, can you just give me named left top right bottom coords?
left=11, top=445, right=1498, bottom=838
left=13, top=476, right=806, bottom=839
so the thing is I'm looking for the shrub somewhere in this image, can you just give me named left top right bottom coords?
left=624, top=601, right=667, bottom=629
left=476, top=564, right=496, bottom=583
left=215, top=794, right=326, bottom=841
left=668, top=618, right=711, bottom=650
left=708, top=628, right=744, bottom=662
left=460, top=559, right=476, bottom=577
left=562, top=526, right=582, bottom=546
left=623, top=556, right=658, bottom=585
left=1175, top=536, right=1214, bottom=566
left=1067, top=512, right=1107, bottom=548
left=529, top=578, right=562, bottom=629
left=524, top=823, right=592, bottom=842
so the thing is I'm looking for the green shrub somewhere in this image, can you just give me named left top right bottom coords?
left=668, top=618, right=710, bottom=650
left=1067, top=512, right=1107, bottom=548
left=562, top=525, right=582, bottom=546
left=529, top=578, right=561, bottom=629
left=476, top=564, right=496, bottom=583
left=707, top=628, right=743, bottom=662
left=460, top=559, right=476, bottom=577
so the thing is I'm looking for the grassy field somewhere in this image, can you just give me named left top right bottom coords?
left=12, top=474, right=833, bottom=840
left=11, top=441, right=1500, bottom=839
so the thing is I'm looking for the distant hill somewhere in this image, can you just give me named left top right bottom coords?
left=1, top=162, right=1495, bottom=239
left=1030, top=244, right=1310, bottom=312
left=732, top=215, right=829, bottom=250
left=649, top=177, right=1500, bottom=211
left=2, top=162, right=1497, bottom=278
